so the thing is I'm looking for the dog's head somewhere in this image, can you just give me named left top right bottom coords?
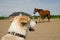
left=11, top=16, right=31, bottom=26
left=17, top=16, right=30, bottom=26
left=9, top=16, right=37, bottom=31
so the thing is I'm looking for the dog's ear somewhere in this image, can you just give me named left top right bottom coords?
left=9, top=16, right=15, bottom=22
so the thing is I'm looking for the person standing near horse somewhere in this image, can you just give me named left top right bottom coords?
left=33, top=8, right=50, bottom=22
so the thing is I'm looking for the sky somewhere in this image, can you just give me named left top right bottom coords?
left=0, top=0, right=60, bottom=17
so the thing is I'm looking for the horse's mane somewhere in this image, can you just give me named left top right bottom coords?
left=34, top=8, right=43, bottom=11
left=37, top=9, right=43, bottom=10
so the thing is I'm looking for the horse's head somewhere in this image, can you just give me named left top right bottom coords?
left=33, top=8, right=43, bottom=14
left=33, top=8, right=38, bottom=14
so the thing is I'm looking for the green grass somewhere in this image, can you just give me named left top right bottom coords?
left=50, top=15, right=60, bottom=19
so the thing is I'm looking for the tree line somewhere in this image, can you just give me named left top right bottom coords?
left=0, top=15, right=60, bottom=20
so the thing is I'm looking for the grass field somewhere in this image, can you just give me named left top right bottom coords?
left=0, top=19, right=60, bottom=40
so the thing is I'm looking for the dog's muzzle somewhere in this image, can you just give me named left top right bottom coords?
left=8, top=32, right=25, bottom=38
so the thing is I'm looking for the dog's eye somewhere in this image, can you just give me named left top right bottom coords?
left=21, top=22, right=27, bottom=26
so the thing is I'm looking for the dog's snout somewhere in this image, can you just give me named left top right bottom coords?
left=21, top=22, right=27, bottom=26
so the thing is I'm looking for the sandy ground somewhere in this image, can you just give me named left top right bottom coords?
left=0, top=19, right=60, bottom=40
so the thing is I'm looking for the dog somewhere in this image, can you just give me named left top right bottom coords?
left=1, top=16, right=37, bottom=40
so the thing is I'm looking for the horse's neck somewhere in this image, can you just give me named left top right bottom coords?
left=37, top=9, right=43, bottom=13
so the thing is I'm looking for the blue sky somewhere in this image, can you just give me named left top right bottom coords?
left=0, top=0, right=60, bottom=16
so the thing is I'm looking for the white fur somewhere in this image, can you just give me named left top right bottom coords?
left=8, top=21, right=25, bottom=36
left=30, top=20, right=36, bottom=27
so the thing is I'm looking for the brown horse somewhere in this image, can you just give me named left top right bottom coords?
left=34, top=8, right=50, bottom=22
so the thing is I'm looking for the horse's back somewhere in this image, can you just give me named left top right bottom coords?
left=44, top=10, right=50, bottom=15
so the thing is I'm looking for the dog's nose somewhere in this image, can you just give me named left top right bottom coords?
left=35, top=21, right=37, bottom=24
left=21, top=22, right=27, bottom=26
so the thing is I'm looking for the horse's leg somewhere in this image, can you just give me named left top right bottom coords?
left=47, top=17, right=50, bottom=22
left=42, top=18, right=44, bottom=22
left=40, top=16, right=44, bottom=22
left=38, top=17, right=43, bottom=23
left=38, top=18, right=40, bottom=22
left=47, top=15, right=50, bottom=22
left=48, top=19, right=50, bottom=22
left=38, top=16, right=44, bottom=23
